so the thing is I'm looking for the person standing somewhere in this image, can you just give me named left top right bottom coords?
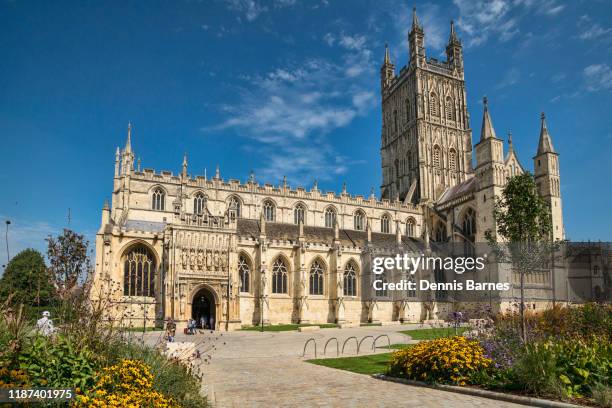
left=209, top=316, right=215, bottom=331
left=166, top=318, right=176, bottom=342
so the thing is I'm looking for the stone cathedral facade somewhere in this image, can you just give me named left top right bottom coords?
left=92, top=9, right=564, bottom=330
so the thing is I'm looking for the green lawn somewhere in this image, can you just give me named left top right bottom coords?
left=400, top=327, right=468, bottom=340
left=240, top=323, right=338, bottom=331
left=360, top=322, right=382, bottom=327
left=308, top=352, right=392, bottom=375
left=376, top=343, right=413, bottom=350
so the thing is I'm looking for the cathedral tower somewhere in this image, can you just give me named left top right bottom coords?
left=534, top=113, right=564, bottom=240
left=474, top=98, right=505, bottom=240
left=380, top=9, right=472, bottom=203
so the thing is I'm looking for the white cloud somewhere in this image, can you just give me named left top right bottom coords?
left=583, top=64, right=612, bottom=92
left=338, top=34, right=367, bottom=51
left=202, top=45, right=377, bottom=184
left=223, top=0, right=297, bottom=22
left=494, top=67, right=520, bottom=89
left=577, top=15, right=612, bottom=41
left=454, top=0, right=564, bottom=47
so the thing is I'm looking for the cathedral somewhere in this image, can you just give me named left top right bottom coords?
left=92, top=9, right=565, bottom=330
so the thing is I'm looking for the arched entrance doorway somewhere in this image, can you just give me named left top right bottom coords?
left=192, top=287, right=217, bottom=330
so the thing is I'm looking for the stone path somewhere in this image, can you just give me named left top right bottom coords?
left=155, top=326, right=527, bottom=408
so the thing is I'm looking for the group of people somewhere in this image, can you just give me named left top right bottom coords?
left=165, top=316, right=215, bottom=341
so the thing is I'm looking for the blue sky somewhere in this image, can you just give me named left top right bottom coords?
left=1, top=0, right=611, bottom=270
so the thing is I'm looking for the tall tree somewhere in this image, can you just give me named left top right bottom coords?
left=46, top=229, right=92, bottom=299
left=0, top=249, right=56, bottom=306
left=486, top=172, right=556, bottom=343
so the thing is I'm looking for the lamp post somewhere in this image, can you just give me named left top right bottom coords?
left=5, top=220, right=10, bottom=263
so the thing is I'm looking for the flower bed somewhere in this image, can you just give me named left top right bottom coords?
left=388, top=336, right=491, bottom=385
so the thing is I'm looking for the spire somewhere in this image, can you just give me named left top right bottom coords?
left=215, top=164, right=220, bottom=179
left=182, top=153, right=188, bottom=177
left=411, top=7, right=421, bottom=31
left=537, top=112, right=556, bottom=154
left=114, top=147, right=120, bottom=177
left=249, top=170, right=255, bottom=184
left=384, top=42, right=391, bottom=65
left=342, top=182, right=347, bottom=195
left=480, top=97, right=497, bottom=141
left=125, top=122, right=132, bottom=153
left=370, top=186, right=376, bottom=200
left=448, top=20, right=460, bottom=44
left=137, top=157, right=141, bottom=172
left=283, top=175, right=287, bottom=189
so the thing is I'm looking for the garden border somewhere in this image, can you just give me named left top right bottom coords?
left=372, top=374, right=584, bottom=408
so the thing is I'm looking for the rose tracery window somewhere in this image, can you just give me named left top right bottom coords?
left=123, top=246, right=155, bottom=297
left=309, top=260, right=324, bottom=295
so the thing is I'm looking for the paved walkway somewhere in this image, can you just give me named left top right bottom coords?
left=154, top=326, right=527, bottom=408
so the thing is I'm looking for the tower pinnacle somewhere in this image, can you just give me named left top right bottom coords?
left=537, top=112, right=556, bottom=154
left=480, top=97, right=497, bottom=141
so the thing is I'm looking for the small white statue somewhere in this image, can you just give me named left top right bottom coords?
left=36, top=311, right=55, bottom=336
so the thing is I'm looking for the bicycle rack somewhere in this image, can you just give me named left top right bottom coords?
left=372, top=334, right=391, bottom=351
left=302, top=337, right=317, bottom=358
left=357, top=335, right=374, bottom=354
left=323, top=337, right=339, bottom=357
left=341, top=336, right=358, bottom=355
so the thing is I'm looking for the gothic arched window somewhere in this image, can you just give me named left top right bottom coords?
left=434, top=222, right=447, bottom=242
left=152, top=188, right=165, bottom=211
left=343, top=262, right=357, bottom=296
left=462, top=208, right=476, bottom=238
left=294, top=203, right=305, bottom=225
left=429, top=92, right=439, bottom=117
left=238, top=256, right=250, bottom=293
left=309, top=260, right=324, bottom=295
left=445, top=96, right=455, bottom=121
left=381, top=214, right=390, bottom=233
left=376, top=273, right=388, bottom=297
left=354, top=210, right=366, bottom=231
left=324, top=207, right=337, bottom=228
left=194, top=192, right=206, bottom=214
left=407, top=275, right=417, bottom=298
left=123, top=245, right=155, bottom=297
left=263, top=200, right=275, bottom=222
left=406, top=217, right=416, bottom=237
left=272, top=258, right=288, bottom=294
left=229, top=196, right=241, bottom=218
left=433, top=145, right=441, bottom=168
left=449, top=149, right=457, bottom=172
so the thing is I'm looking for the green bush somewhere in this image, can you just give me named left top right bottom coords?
left=509, top=337, right=611, bottom=399
left=108, top=341, right=207, bottom=408
left=18, top=335, right=97, bottom=390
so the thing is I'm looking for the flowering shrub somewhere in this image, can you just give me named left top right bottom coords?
left=0, top=367, right=29, bottom=388
left=74, top=359, right=177, bottom=407
left=388, top=336, right=492, bottom=384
